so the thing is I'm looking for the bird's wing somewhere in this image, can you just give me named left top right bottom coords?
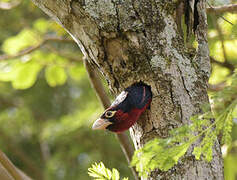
left=127, top=84, right=152, bottom=109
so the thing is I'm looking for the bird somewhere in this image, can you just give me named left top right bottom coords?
left=92, top=82, right=152, bottom=133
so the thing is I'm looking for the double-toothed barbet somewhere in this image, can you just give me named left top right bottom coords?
left=92, top=82, right=152, bottom=133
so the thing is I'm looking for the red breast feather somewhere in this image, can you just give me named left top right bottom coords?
left=107, top=99, right=151, bottom=133
left=106, top=82, right=152, bottom=133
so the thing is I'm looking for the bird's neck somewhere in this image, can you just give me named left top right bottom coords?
left=114, top=105, right=149, bottom=133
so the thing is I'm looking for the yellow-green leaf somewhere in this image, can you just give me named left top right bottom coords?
left=12, top=61, right=42, bottom=89
left=2, top=29, right=40, bottom=55
left=45, top=65, right=67, bottom=87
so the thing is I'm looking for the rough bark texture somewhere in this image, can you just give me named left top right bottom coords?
left=31, top=0, right=224, bottom=179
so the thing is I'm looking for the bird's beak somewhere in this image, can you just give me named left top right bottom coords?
left=92, top=118, right=113, bottom=130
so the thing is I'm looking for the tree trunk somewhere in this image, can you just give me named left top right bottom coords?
left=31, top=0, right=224, bottom=179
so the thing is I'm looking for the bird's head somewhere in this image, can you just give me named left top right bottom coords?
left=91, top=108, right=117, bottom=130
left=92, top=82, right=152, bottom=133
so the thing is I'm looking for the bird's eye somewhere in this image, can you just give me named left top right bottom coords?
left=105, top=111, right=116, bottom=118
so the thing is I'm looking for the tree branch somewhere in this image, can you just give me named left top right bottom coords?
left=207, top=2, right=234, bottom=25
left=0, top=131, right=43, bottom=180
left=0, top=37, right=74, bottom=61
left=84, top=60, right=139, bottom=180
left=208, top=82, right=226, bottom=92
left=45, top=44, right=81, bottom=63
left=0, top=0, right=21, bottom=10
left=0, top=150, right=27, bottom=180
left=207, top=4, right=237, bottom=14
left=210, top=57, right=235, bottom=73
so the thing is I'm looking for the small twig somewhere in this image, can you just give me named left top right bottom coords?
left=116, top=133, right=135, bottom=163
left=45, top=44, right=81, bottom=63
left=0, top=37, right=74, bottom=61
left=16, top=169, right=32, bottom=180
left=84, top=60, right=139, bottom=180
left=84, top=60, right=110, bottom=108
left=207, top=2, right=234, bottom=25
left=209, top=12, right=231, bottom=69
left=208, top=82, right=227, bottom=91
left=207, top=4, right=237, bottom=14
left=0, top=131, right=43, bottom=179
left=210, top=57, right=235, bottom=73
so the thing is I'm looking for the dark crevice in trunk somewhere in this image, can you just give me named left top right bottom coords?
left=193, top=0, right=200, bottom=32
left=111, top=0, right=121, bottom=34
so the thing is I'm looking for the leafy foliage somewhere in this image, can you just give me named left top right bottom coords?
left=88, top=162, right=128, bottom=180
left=0, top=16, right=79, bottom=89
left=2, top=29, right=40, bottom=55
left=0, top=60, right=43, bottom=89
left=132, top=73, right=237, bottom=177
left=0, top=0, right=236, bottom=180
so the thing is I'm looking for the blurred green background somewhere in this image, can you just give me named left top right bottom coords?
left=0, top=0, right=236, bottom=179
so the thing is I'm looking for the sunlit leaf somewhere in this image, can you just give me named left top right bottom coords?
left=12, top=61, right=42, bottom=89
left=45, top=65, right=67, bottom=87
left=224, top=40, right=237, bottom=61
left=219, top=13, right=237, bottom=35
left=88, top=162, right=128, bottom=180
left=131, top=139, right=191, bottom=176
left=0, top=61, right=17, bottom=82
left=112, top=168, right=120, bottom=180
left=69, top=65, right=85, bottom=81
left=2, top=29, right=40, bottom=55
left=209, top=41, right=224, bottom=62
left=0, top=60, right=42, bottom=89
left=193, top=147, right=202, bottom=160
left=209, top=65, right=230, bottom=84
left=33, top=18, right=50, bottom=34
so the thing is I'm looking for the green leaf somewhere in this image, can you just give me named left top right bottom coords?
left=0, top=61, right=17, bottom=82
left=69, top=65, right=85, bottom=81
left=88, top=162, right=128, bottom=180
left=12, top=61, right=42, bottom=89
left=131, top=72, right=237, bottom=177
left=0, top=61, right=42, bottom=89
left=88, top=162, right=109, bottom=179
left=33, top=18, right=50, bottom=34
left=204, top=143, right=213, bottom=162
left=193, top=147, right=202, bottom=160
left=222, top=110, right=234, bottom=145
left=112, top=168, right=119, bottom=180
left=45, top=65, right=67, bottom=87
left=2, top=29, right=40, bottom=55
left=131, top=138, right=191, bottom=176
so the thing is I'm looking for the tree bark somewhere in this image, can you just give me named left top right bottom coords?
left=31, top=0, right=224, bottom=179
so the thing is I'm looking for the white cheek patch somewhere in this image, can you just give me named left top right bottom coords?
left=111, top=91, right=128, bottom=107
